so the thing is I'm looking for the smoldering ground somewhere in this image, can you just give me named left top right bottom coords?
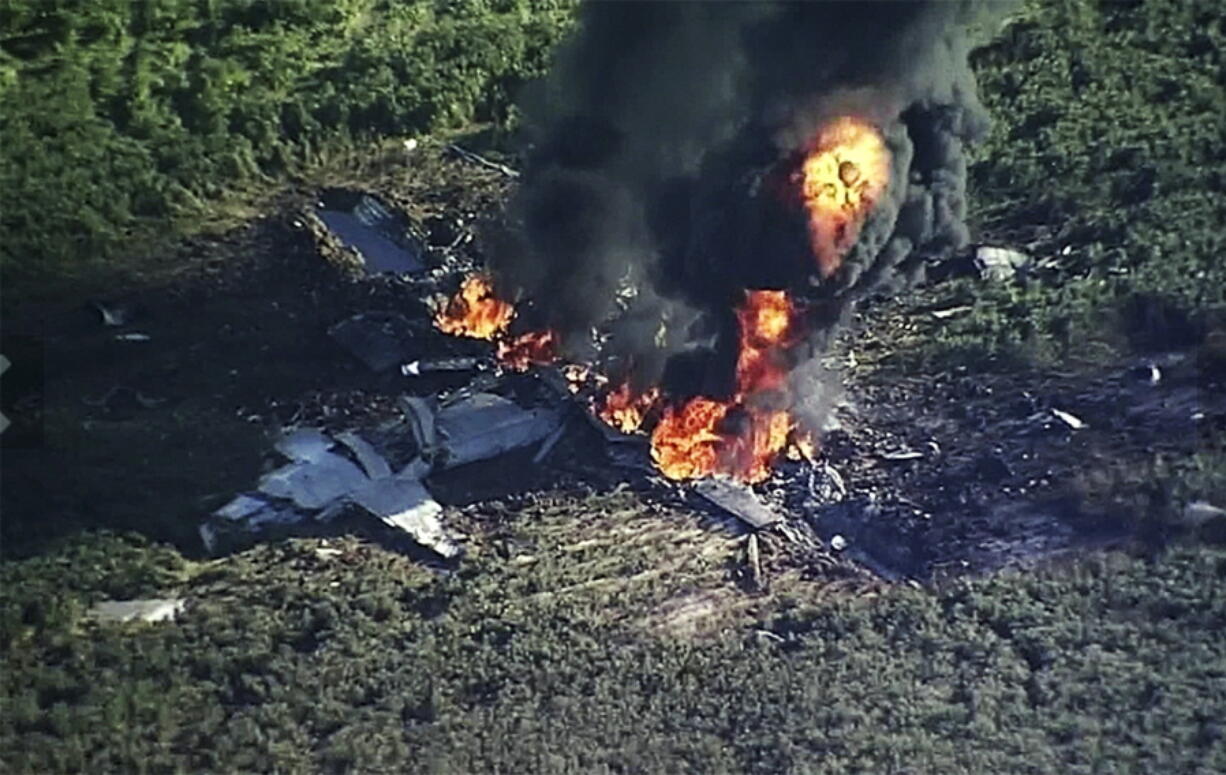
left=488, top=0, right=1011, bottom=394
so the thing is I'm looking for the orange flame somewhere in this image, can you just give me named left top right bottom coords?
left=649, top=290, right=803, bottom=483
left=650, top=397, right=730, bottom=480
left=433, top=274, right=515, bottom=339
left=800, top=116, right=890, bottom=276
left=496, top=330, right=559, bottom=372
left=434, top=275, right=560, bottom=370
left=597, top=382, right=661, bottom=433
left=734, top=289, right=794, bottom=394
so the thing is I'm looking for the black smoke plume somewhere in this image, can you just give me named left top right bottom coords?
left=489, top=0, right=1004, bottom=397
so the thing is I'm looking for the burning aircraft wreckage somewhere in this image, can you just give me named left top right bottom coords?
left=206, top=2, right=1210, bottom=581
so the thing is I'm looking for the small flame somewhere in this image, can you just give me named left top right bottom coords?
left=597, top=382, right=661, bottom=433
left=433, top=275, right=515, bottom=339
left=787, top=429, right=818, bottom=462
left=434, top=275, right=561, bottom=371
left=800, top=116, right=890, bottom=276
left=562, top=363, right=596, bottom=394
left=496, top=330, right=559, bottom=371
left=650, top=397, right=730, bottom=480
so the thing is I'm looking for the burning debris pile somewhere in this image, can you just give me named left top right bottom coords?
left=209, top=1, right=1043, bottom=575
left=430, top=1, right=998, bottom=485
left=431, top=277, right=815, bottom=482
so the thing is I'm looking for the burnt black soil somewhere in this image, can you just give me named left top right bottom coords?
left=790, top=306, right=1226, bottom=580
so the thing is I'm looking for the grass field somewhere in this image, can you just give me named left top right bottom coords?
left=0, top=0, right=574, bottom=293
left=3, top=522, right=1226, bottom=772
left=936, top=0, right=1226, bottom=366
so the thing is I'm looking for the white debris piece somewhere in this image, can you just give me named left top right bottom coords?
left=830, top=535, right=848, bottom=552
left=746, top=533, right=763, bottom=590
left=1183, top=501, right=1226, bottom=527
left=824, top=463, right=847, bottom=500
left=92, top=300, right=131, bottom=327
left=931, top=305, right=973, bottom=320
left=881, top=449, right=925, bottom=461
left=214, top=494, right=271, bottom=521
left=258, top=452, right=368, bottom=509
left=385, top=503, right=459, bottom=559
left=974, top=246, right=1031, bottom=282
left=114, top=332, right=151, bottom=342
left=90, top=598, right=186, bottom=624
left=1051, top=408, right=1087, bottom=430
left=401, top=357, right=482, bottom=376
left=274, top=428, right=335, bottom=463
left=352, top=476, right=459, bottom=557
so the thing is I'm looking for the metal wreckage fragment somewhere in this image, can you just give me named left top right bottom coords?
left=203, top=393, right=562, bottom=557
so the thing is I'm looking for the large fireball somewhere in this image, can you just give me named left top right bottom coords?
left=800, top=116, right=890, bottom=276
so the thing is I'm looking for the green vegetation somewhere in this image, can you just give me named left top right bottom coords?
left=0, top=0, right=574, bottom=287
left=3, top=525, right=1226, bottom=773
left=936, top=0, right=1226, bottom=364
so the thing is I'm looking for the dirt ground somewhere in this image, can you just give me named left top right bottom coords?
left=802, top=307, right=1226, bottom=579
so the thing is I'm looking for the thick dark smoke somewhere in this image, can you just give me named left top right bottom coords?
left=489, top=0, right=1004, bottom=396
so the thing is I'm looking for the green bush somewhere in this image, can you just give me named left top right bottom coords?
left=949, top=0, right=1226, bottom=360
left=3, top=533, right=1226, bottom=773
left=0, top=0, right=575, bottom=283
